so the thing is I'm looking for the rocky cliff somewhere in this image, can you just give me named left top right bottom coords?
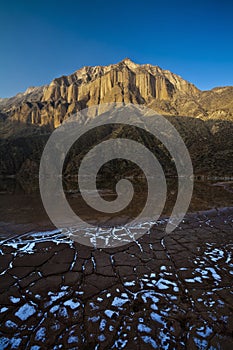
left=1, top=58, right=233, bottom=131
left=0, top=58, right=233, bottom=177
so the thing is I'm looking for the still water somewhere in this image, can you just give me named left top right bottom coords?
left=0, top=177, right=232, bottom=239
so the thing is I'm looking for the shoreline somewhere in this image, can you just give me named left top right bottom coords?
left=1, top=205, right=233, bottom=244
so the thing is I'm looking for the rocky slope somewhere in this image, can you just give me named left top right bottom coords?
left=0, top=58, right=233, bottom=177
left=1, top=58, right=233, bottom=130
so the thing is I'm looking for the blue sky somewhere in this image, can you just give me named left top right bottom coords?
left=0, top=0, right=233, bottom=97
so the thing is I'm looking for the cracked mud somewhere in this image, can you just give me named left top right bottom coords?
left=0, top=208, right=233, bottom=349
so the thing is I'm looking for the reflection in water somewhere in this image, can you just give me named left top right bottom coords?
left=0, top=177, right=232, bottom=236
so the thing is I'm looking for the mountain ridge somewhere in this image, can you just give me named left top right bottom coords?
left=2, top=58, right=232, bottom=131
left=0, top=59, right=232, bottom=177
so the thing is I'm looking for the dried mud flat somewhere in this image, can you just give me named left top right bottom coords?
left=0, top=208, right=233, bottom=349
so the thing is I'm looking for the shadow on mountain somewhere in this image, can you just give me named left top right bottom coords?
left=0, top=115, right=233, bottom=177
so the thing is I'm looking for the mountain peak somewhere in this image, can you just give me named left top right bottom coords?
left=4, top=58, right=233, bottom=133
left=120, top=57, right=139, bottom=69
left=121, top=57, right=135, bottom=63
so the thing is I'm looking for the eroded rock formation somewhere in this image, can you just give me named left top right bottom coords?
left=0, top=58, right=233, bottom=176
left=2, top=58, right=232, bottom=131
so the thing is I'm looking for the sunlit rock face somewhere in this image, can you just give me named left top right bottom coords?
left=1, top=58, right=233, bottom=131
left=0, top=58, right=233, bottom=177
left=0, top=58, right=205, bottom=129
left=1, top=58, right=233, bottom=128
left=38, top=58, right=201, bottom=126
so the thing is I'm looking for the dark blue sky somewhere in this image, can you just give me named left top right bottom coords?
left=1, top=0, right=233, bottom=97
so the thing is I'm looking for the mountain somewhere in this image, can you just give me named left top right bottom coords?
left=0, top=58, right=233, bottom=177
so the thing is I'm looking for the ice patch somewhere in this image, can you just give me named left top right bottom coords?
left=50, top=305, right=60, bottom=313
left=114, top=339, right=128, bottom=348
left=150, top=312, right=164, bottom=324
left=90, top=302, right=99, bottom=310
left=205, top=267, right=221, bottom=281
left=35, top=327, right=46, bottom=342
left=0, top=307, right=8, bottom=313
left=196, top=325, right=212, bottom=338
left=68, top=335, right=79, bottom=344
left=100, top=319, right=107, bottom=331
left=141, top=335, right=157, bottom=348
left=15, top=303, right=36, bottom=321
left=48, top=291, right=66, bottom=302
left=141, top=291, right=159, bottom=304
left=5, top=320, right=17, bottom=329
left=10, top=296, right=20, bottom=304
left=137, top=324, right=152, bottom=333
left=105, top=309, right=117, bottom=318
left=98, top=334, right=106, bottom=342
left=64, top=299, right=80, bottom=309
left=88, top=316, right=100, bottom=322
left=193, top=337, right=208, bottom=348
left=185, top=277, right=202, bottom=283
left=0, top=337, right=9, bottom=349
left=156, top=279, right=170, bottom=290
left=112, top=297, right=128, bottom=307
left=10, top=338, right=22, bottom=349
left=124, top=281, right=136, bottom=287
